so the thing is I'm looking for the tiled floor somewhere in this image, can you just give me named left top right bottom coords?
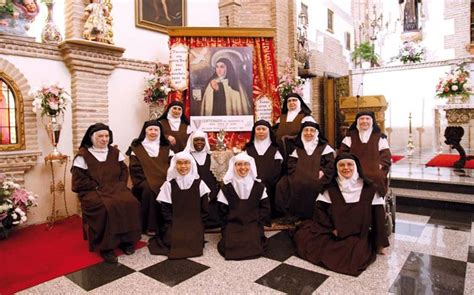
left=18, top=205, right=474, bottom=294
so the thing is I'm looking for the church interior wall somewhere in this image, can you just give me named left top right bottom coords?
left=353, top=62, right=453, bottom=150
left=1, top=55, right=75, bottom=224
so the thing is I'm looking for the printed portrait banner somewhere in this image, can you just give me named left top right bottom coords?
left=170, top=43, right=189, bottom=91
left=168, top=31, right=279, bottom=149
left=190, top=115, right=254, bottom=132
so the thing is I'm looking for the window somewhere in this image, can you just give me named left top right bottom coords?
left=345, top=32, right=351, bottom=50
left=327, top=9, right=334, bottom=33
left=0, top=75, right=24, bottom=151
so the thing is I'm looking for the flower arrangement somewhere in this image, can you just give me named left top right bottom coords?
left=276, top=57, right=306, bottom=103
left=398, top=41, right=424, bottom=64
left=0, top=173, right=38, bottom=238
left=143, top=62, right=171, bottom=105
left=32, top=84, right=71, bottom=117
left=435, top=61, right=472, bottom=101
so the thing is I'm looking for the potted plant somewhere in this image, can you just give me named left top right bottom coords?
left=352, top=41, right=379, bottom=68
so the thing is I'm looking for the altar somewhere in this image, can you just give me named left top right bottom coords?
left=435, top=102, right=474, bottom=168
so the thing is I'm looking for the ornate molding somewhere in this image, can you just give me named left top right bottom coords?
left=0, top=150, right=42, bottom=173
left=117, top=58, right=155, bottom=72
left=0, top=34, right=62, bottom=61
left=58, top=38, right=125, bottom=75
left=445, top=108, right=474, bottom=124
left=352, top=57, right=474, bottom=74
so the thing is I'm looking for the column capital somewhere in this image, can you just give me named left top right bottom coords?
left=58, top=38, right=125, bottom=76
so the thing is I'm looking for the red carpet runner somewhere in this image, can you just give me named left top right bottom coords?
left=425, top=154, right=474, bottom=169
left=0, top=215, right=146, bottom=295
left=391, top=155, right=404, bottom=164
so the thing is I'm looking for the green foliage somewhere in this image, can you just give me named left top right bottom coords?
left=0, top=1, right=15, bottom=15
left=352, top=42, right=379, bottom=64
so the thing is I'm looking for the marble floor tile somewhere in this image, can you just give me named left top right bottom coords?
left=255, top=263, right=328, bottom=294
left=118, top=246, right=167, bottom=271
left=468, top=246, right=474, bottom=263
left=65, top=262, right=135, bottom=291
left=170, top=267, right=283, bottom=295
left=17, top=276, right=88, bottom=295
left=396, top=204, right=434, bottom=216
left=263, top=230, right=296, bottom=262
left=395, top=212, right=431, bottom=224
left=395, top=221, right=425, bottom=238
left=140, top=259, right=209, bottom=287
left=415, top=226, right=470, bottom=261
left=389, top=252, right=467, bottom=295
left=88, top=272, right=171, bottom=294
left=465, top=263, right=474, bottom=295
left=427, top=209, right=472, bottom=232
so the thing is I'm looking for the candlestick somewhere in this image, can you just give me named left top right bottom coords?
left=421, top=96, right=425, bottom=128
left=406, top=112, right=415, bottom=157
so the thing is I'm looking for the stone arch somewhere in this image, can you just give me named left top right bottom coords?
left=0, top=57, right=40, bottom=180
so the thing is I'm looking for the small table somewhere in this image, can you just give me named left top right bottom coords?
left=44, top=154, right=70, bottom=228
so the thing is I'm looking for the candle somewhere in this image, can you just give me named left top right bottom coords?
left=421, top=96, right=425, bottom=128
left=409, top=112, right=412, bottom=134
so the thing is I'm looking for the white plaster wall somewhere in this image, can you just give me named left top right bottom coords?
left=108, top=68, right=150, bottom=153
left=1, top=55, right=76, bottom=225
left=356, top=64, right=452, bottom=150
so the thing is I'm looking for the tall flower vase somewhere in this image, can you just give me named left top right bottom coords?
left=44, top=115, right=63, bottom=158
left=149, top=101, right=166, bottom=120
left=41, top=2, right=62, bottom=44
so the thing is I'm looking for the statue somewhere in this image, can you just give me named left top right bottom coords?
left=0, top=0, right=39, bottom=37
left=83, top=0, right=112, bottom=44
left=216, top=129, right=226, bottom=151
left=399, top=0, right=421, bottom=32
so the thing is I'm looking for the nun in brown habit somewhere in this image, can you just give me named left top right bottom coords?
left=338, top=111, right=391, bottom=196
left=245, top=120, right=283, bottom=218
left=72, top=123, right=141, bottom=263
left=217, top=152, right=271, bottom=260
left=184, top=130, right=221, bottom=229
left=274, top=92, right=312, bottom=156
left=126, top=120, right=173, bottom=235
left=276, top=121, right=335, bottom=220
left=148, top=151, right=210, bottom=259
left=293, top=153, right=390, bottom=276
left=157, top=101, right=191, bottom=153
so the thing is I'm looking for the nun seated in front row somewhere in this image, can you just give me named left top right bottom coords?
left=71, top=123, right=141, bottom=263
left=293, top=153, right=390, bottom=277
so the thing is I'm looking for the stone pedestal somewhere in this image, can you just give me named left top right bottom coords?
left=58, top=39, right=125, bottom=150
left=339, top=95, right=388, bottom=132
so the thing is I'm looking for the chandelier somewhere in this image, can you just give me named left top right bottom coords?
left=295, top=11, right=311, bottom=69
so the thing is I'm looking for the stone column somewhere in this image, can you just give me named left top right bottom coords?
left=59, top=39, right=124, bottom=151
left=219, top=0, right=242, bottom=27
left=64, top=0, right=87, bottom=39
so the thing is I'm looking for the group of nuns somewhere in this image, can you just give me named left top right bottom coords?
left=71, top=93, right=391, bottom=276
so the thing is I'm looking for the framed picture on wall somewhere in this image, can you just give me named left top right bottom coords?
left=135, top=0, right=186, bottom=33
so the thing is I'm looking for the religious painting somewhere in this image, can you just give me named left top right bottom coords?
left=189, top=47, right=254, bottom=132
left=135, top=0, right=186, bottom=33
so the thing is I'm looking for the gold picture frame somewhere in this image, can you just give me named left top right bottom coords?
left=135, top=0, right=186, bottom=33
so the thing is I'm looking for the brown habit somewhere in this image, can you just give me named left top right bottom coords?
left=217, top=182, right=271, bottom=260
left=285, top=145, right=334, bottom=219
left=159, top=119, right=189, bottom=153
left=129, top=144, right=170, bottom=233
left=71, top=147, right=141, bottom=251
left=194, top=154, right=221, bottom=228
left=246, top=145, right=282, bottom=216
left=148, top=179, right=207, bottom=259
left=293, top=184, right=386, bottom=276
left=339, top=130, right=391, bottom=196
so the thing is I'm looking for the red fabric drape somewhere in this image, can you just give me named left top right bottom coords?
left=168, top=36, right=280, bottom=150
